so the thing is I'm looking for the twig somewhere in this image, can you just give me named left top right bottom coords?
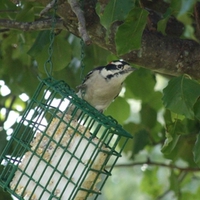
left=40, top=0, right=57, bottom=16
left=68, top=0, right=91, bottom=45
left=0, top=18, right=64, bottom=31
left=108, top=161, right=200, bottom=172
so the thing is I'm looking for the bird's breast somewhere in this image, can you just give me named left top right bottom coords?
left=83, top=81, right=122, bottom=111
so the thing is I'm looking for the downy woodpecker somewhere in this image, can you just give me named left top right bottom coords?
left=76, top=60, right=135, bottom=112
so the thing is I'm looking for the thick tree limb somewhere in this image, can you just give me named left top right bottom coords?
left=0, top=18, right=64, bottom=31
left=122, top=30, right=200, bottom=78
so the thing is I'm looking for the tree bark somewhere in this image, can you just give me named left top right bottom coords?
left=123, top=30, right=200, bottom=78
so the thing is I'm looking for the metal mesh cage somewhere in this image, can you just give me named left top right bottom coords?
left=0, top=78, right=132, bottom=200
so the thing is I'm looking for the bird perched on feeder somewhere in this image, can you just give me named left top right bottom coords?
left=76, top=60, right=135, bottom=112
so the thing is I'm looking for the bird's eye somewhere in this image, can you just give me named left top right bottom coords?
left=117, top=64, right=124, bottom=70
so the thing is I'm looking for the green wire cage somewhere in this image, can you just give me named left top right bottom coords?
left=0, top=78, right=132, bottom=200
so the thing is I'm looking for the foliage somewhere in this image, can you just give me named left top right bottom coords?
left=1, top=0, right=200, bottom=200
left=115, top=7, right=149, bottom=55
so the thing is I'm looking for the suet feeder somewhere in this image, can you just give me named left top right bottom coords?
left=0, top=77, right=132, bottom=200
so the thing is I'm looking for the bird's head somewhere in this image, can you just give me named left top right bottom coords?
left=100, top=59, right=135, bottom=82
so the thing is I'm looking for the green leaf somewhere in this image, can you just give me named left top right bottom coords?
left=176, top=0, right=196, bottom=19
left=115, top=7, right=148, bottom=55
left=140, top=168, right=161, bottom=196
left=16, top=2, right=35, bottom=22
left=150, top=121, right=165, bottom=143
left=28, top=31, right=71, bottom=71
left=161, top=126, right=181, bottom=155
left=120, top=123, right=140, bottom=156
left=169, top=170, right=180, bottom=197
left=28, top=31, right=50, bottom=57
left=157, top=17, right=169, bottom=35
left=164, top=134, right=197, bottom=165
left=148, top=91, right=163, bottom=111
left=193, top=133, right=200, bottom=165
left=181, top=176, right=200, bottom=199
left=83, top=44, right=113, bottom=70
left=105, top=96, right=130, bottom=124
left=162, top=75, right=200, bottom=119
left=96, top=0, right=135, bottom=29
left=132, top=129, right=149, bottom=156
left=157, top=8, right=172, bottom=35
left=162, top=111, right=197, bottom=164
left=0, top=0, right=19, bottom=19
left=183, top=25, right=197, bottom=41
left=126, top=68, right=156, bottom=102
left=194, top=99, right=200, bottom=120
left=161, top=111, right=186, bottom=154
left=0, top=31, right=34, bottom=68
left=170, top=0, right=197, bottom=41
left=140, top=103, right=157, bottom=129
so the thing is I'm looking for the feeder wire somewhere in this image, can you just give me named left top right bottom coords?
left=44, top=0, right=58, bottom=78
left=79, top=0, right=86, bottom=81
left=80, top=39, right=86, bottom=81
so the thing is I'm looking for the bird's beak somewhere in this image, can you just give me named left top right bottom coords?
left=125, top=65, right=136, bottom=73
left=129, top=67, right=136, bottom=72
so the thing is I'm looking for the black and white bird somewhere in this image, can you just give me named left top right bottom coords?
left=76, top=60, right=135, bottom=112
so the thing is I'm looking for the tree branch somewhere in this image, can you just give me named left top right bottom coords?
left=40, top=0, right=57, bottom=16
left=122, top=30, right=200, bottom=78
left=67, top=0, right=91, bottom=45
left=0, top=18, right=65, bottom=31
left=110, top=160, right=200, bottom=172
